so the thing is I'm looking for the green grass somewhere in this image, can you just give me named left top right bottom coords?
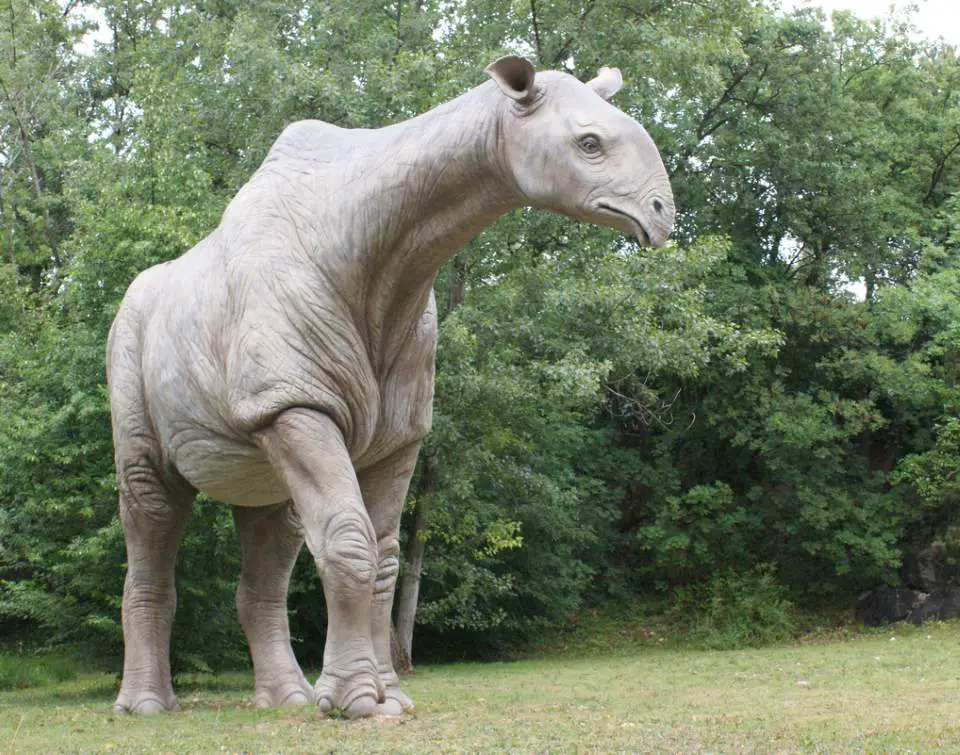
left=2, top=621, right=959, bottom=752
left=0, top=653, right=78, bottom=691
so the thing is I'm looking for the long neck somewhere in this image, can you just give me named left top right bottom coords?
left=381, top=85, right=518, bottom=271
left=348, top=83, right=521, bottom=359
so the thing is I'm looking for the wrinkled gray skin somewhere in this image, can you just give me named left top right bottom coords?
left=107, top=56, right=674, bottom=718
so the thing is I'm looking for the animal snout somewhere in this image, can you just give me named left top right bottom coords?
left=648, top=193, right=676, bottom=244
left=650, top=193, right=674, bottom=221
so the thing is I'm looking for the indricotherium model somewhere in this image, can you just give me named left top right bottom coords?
left=107, top=56, right=675, bottom=717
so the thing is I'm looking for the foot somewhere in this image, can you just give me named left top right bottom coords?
left=113, top=687, right=179, bottom=715
left=380, top=668, right=415, bottom=713
left=384, top=684, right=415, bottom=713
left=252, top=672, right=315, bottom=708
left=314, top=657, right=391, bottom=718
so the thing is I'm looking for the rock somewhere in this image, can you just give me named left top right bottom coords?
left=856, top=585, right=960, bottom=627
left=900, top=548, right=941, bottom=592
left=908, top=587, right=960, bottom=625
left=855, top=587, right=928, bottom=626
left=900, top=546, right=957, bottom=592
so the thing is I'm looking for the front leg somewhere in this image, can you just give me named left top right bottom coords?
left=256, top=408, right=385, bottom=718
left=358, top=441, right=422, bottom=714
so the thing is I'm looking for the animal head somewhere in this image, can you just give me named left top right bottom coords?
left=486, top=56, right=675, bottom=248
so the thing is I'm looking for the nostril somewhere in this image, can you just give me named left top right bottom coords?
left=653, top=199, right=664, bottom=215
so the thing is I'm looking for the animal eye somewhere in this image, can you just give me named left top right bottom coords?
left=579, top=135, right=601, bottom=154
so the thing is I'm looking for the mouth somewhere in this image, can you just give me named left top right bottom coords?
left=596, top=203, right=651, bottom=246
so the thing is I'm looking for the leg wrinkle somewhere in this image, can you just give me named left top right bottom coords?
left=233, top=501, right=310, bottom=709
left=320, top=511, right=378, bottom=589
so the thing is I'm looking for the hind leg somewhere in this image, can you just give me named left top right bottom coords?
left=113, top=455, right=194, bottom=714
left=108, top=309, right=194, bottom=714
left=233, top=502, right=314, bottom=708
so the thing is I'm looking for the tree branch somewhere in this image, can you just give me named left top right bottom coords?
left=696, top=65, right=751, bottom=142
left=394, top=0, right=403, bottom=61
left=672, top=60, right=768, bottom=176
left=550, top=0, right=597, bottom=69
left=0, top=73, right=61, bottom=270
left=61, top=0, right=83, bottom=18
left=0, top=182, right=16, bottom=267
left=7, top=0, right=17, bottom=65
left=923, top=131, right=960, bottom=207
left=530, top=0, right=543, bottom=62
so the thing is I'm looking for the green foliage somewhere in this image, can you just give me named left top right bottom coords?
left=0, top=310, right=120, bottom=648
left=634, top=482, right=750, bottom=586
left=170, top=497, right=247, bottom=674
left=411, top=229, right=777, bottom=643
left=898, top=418, right=960, bottom=511
left=895, top=416, right=960, bottom=575
left=669, top=566, right=798, bottom=650
left=0, top=652, right=78, bottom=690
left=1, top=0, right=959, bottom=666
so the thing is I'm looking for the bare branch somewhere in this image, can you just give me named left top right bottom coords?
left=61, top=0, right=83, bottom=18
left=7, top=0, right=17, bottom=65
left=923, top=131, right=960, bottom=207
left=0, top=73, right=62, bottom=269
left=604, top=381, right=686, bottom=430
left=550, top=0, right=597, bottom=69
left=530, top=0, right=543, bottom=63
left=394, top=0, right=403, bottom=61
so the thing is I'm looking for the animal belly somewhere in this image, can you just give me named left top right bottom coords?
left=172, top=433, right=288, bottom=507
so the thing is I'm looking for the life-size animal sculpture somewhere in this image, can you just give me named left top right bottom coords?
left=107, top=56, right=675, bottom=718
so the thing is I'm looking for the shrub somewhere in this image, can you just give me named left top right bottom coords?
left=670, top=566, right=797, bottom=650
left=0, top=653, right=78, bottom=690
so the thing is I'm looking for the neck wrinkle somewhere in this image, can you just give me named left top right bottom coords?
left=379, top=82, right=519, bottom=279
left=359, top=85, right=522, bottom=371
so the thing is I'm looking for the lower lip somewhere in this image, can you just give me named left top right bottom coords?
left=598, top=205, right=649, bottom=245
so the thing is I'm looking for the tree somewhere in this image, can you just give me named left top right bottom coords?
left=2, top=0, right=959, bottom=666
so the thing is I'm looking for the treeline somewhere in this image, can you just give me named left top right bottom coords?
left=0, top=0, right=958, bottom=667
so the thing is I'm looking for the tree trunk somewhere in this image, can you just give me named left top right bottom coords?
left=449, top=256, right=467, bottom=310
left=391, top=257, right=466, bottom=669
left=393, top=447, right=436, bottom=665
left=389, top=619, right=413, bottom=675
left=0, top=78, right=61, bottom=270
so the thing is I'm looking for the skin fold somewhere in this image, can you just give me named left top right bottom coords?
left=106, top=56, right=675, bottom=717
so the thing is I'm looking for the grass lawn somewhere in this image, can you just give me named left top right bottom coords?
left=2, top=621, right=958, bottom=753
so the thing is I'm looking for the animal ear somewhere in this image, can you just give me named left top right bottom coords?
left=485, top=56, right=537, bottom=103
left=587, top=67, right=623, bottom=101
